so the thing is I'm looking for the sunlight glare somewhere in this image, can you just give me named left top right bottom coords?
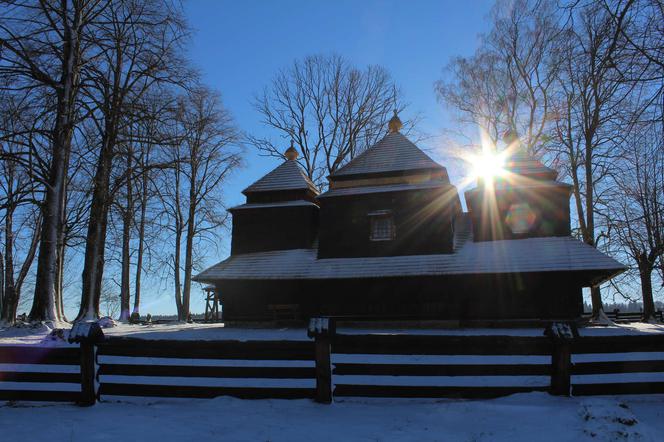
left=470, top=151, right=506, bottom=181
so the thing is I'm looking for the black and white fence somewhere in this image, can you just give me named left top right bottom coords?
left=1, top=320, right=664, bottom=405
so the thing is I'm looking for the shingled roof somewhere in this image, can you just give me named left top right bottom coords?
left=242, top=160, right=318, bottom=195
left=504, top=149, right=558, bottom=181
left=194, top=214, right=625, bottom=283
left=330, top=132, right=443, bottom=178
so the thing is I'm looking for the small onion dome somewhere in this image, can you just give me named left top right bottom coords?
left=284, top=141, right=299, bottom=161
left=388, top=111, right=403, bottom=133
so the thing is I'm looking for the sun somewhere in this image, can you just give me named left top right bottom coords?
left=469, top=150, right=506, bottom=181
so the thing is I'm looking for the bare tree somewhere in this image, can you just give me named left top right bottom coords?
left=549, top=2, right=638, bottom=320
left=159, top=88, right=241, bottom=321
left=0, top=119, right=41, bottom=325
left=608, top=117, right=664, bottom=320
left=0, top=1, right=109, bottom=323
left=250, top=54, right=404, bottom=187
left=436, top=0, right=561, bottom=155
left=75, top=0, right=188, bottom=321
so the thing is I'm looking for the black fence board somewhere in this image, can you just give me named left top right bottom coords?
left=572, top=360, right=664, bottom=375
left=571, top=335, right=664, bottom=354
left=333, top=363, right=550, bottom=376
left=334, top=384, right=549, bottom=399
left=0, top=346, right=80, bottom=365
left=98, top=364, right=315, bottom=379
left=332, top=334, right=552, bottom=355
left=99, top=383, right=315, bottom=399
left=0, top=371, right=80, bottom=383
left=97, top=338, right=315, bottom=360
left=572, top=382, right=664, bottom=396
left=0, top=390, right=82, bottom=402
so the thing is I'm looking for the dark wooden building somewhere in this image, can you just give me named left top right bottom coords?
left=195, top=115, right=625, bottom=322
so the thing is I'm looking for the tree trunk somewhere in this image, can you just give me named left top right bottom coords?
left=119, top=150, right=133, bottom=322
left=174, top=223, right=183, bottom=320
left=0, top=250, right=4, bottom=320
left=30, top=7, right=82, bottom=324
left=182, top=173, right=196, bottom=322
left=1, top=210, right=16, bottom=325
left=638, top=255, right=655, bottom=321
left=30, top=161, right=65, bottom=322
left=55, top=176, right=69, bottom=322
left=133, top=166, right=148, bottom=316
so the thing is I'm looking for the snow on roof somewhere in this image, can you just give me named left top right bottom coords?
left=229, top=200, right=318, bottom=211
left=330, top=132, right=443, bottom=178
left=194, top=225, right=625, bottom=282
left=319, top=181, right=450, bottom=198
left=243, top=160, right=318, bottom=195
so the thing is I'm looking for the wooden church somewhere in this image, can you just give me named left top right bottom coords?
left=195, top=114, right=624, bottom=322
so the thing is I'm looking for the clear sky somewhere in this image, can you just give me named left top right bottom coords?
left=137, top=0, right=494, bottom=315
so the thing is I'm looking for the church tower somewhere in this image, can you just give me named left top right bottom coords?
left=229, top=143, right=319, bottom=254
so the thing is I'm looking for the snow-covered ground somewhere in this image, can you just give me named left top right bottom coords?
left=0, top=393, right=663, bottom=441
left=2, top=320, right=663, bottom=345
left=1, top=322, right=664, bottom=441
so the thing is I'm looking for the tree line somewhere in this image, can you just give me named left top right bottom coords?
left=0, top=0, right=242, bottom=324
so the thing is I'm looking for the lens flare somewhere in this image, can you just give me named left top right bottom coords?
left=469, top=151, right=506, bottom=181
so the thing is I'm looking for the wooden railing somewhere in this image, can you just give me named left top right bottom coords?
left=570, top=335, right=664, bottom=395
left=96, top=337, right=316, bottom=400
left=0, top=345, right=85, bottom=403
left=1, top=320, right=664, bottom=405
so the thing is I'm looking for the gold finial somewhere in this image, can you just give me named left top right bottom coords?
left=388, top=110, right=402, bottom=133
left=284, top=140, right=299, bottom=161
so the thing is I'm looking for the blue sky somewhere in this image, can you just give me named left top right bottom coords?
left=136, top=0, right=494, bottom=315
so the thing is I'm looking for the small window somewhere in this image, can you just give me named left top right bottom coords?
left=369, top=210, right=395, bottom=241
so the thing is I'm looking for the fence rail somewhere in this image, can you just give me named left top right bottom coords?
left=0, top=345, right=83, bottom=403
left=330, top=333, right=553, bottom=399
left=95, top=337, right=316, bottom=401
left=1, top=321, right=664, bottom=405
left=569, top=335, right=664, bottom=396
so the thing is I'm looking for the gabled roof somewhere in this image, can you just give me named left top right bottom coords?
left=318, top=181, right=449, bottom=198
left=330, top=132, right=443, bottom=178
left=242, top=160, right=318, bottom=195
left=229, top=200, right=318, bottom=211
left=504, top=150, right=558, bottom=180
left=194, top=215, right=625, bottom=283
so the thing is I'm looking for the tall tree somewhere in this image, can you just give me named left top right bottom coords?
left=608, top=118, right=664, bottom=320
left=250, top=54, right=405, bottom=187
left=76, top=0, right=187, bottom=320
left=549, top=1, right=636, bottom=320
left=0, top=114, right=42, bottom=325
left=0, top=0, right=107, bottom=323
left=436, top=0, right=561, bottom=155
left=159, top=88, right=240, bottom=321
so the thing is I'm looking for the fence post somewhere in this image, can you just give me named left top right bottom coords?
left=546, top=322, right=574, bottom=396
left=308, top=317, right=334, bottom=404
left=68, top=322, right=104, bottom=406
